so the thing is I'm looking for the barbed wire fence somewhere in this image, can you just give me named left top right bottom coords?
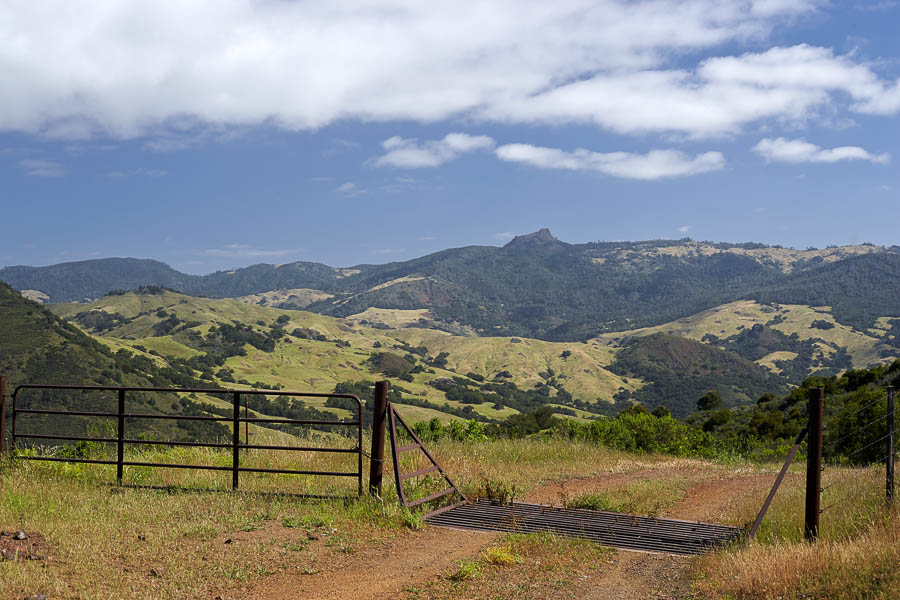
left=812, top=386, right=896, bottom=540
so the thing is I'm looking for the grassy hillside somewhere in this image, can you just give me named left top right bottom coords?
left=48, top=290, right=639, bottom=422
left=595, top=300, right=898, bottom=382
left=46, top=288, right=847, bottom=423
left=0, top=282, right=223, bottom=443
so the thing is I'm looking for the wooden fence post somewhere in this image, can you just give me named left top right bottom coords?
left=369, top=381, right=389, bottom=496
left=805, top=387, right=824, bottom=542
left=888, top=387, right=895, bottom=505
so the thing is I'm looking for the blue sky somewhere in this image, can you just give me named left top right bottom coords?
left=1, top=1, right=898, bottom=274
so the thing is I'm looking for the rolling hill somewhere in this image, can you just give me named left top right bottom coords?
left=0, top=281, right=226, bottom=442
left=44, top=287, right=879, bottom=421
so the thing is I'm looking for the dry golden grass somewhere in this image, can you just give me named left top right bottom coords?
left=695, top=509, right=900, bottom=599
left=694, top=462, right=900, bottom=599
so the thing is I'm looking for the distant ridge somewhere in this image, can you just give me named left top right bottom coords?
left=2, top=235, right=898, bottom=342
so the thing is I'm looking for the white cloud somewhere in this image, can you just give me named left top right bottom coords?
left=487, top=45, right=900, bottom=137
left=201, top=245, right=302, bottom=258
left=134, top=167, right=167, bottom=177
left=374, top=133, right=495, bottom=168
left=494, top=232, right=516, bottom=241
left=19, top=159, right=65, bottom=177
left=334, top=182, right=365, bottom=196
left=108, top=167, right=167, bottom=177
left=4, top=1, right=874, bottom=142
left=752, top=137, right=891, bottom=164
left=496, top=144, right=725, bottom=180
left=678, top=225, right=692, bottom=233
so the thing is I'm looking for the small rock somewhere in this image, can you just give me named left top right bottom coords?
left=224, top=538, right=232, bottom=544
left=137, top=535, right=146, bottom=541
left=3, top=549, right=18, bottom=561
left=0, top=530, right=8, bottom=536
left=13, top=530, right=27, bottom=540
left=25, top=594, right=46, bottom=600
left=307, top=534, right=319, bottom=541
left=149, top=567, right=165, bottom=577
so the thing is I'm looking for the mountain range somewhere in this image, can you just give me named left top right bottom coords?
left=3, top=231, right=899, bottom=343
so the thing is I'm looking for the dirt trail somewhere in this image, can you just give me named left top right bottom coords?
left=528, top=470, right=776, bottom=600
left=240, top=526, right=499, bottom=600
left=235, top=469, right=777, bottom=599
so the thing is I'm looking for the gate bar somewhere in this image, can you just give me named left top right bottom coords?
left=10, top=383, right=364, bottom=495
left=117, top=389, right=125, bottom=484
left=232, top=392, right=240, bottom=490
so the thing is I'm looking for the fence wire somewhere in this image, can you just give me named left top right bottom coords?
left=817, top=387, right=895, bottom=534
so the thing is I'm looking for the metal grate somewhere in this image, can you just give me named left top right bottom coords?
left=426, top=500, right=743, bottom=556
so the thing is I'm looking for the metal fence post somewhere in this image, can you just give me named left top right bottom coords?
left=369, top=381, right=389, bottom=496
left=117, top=389, right=125, bottom=485
left=888, top=387, right=895, bottom=505
left=0, top=375, right=6, bottom=458
left=232, top=392, right=241, bottom=490
left=805, top=387, right=824, bottom=541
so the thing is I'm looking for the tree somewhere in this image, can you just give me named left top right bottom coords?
left=697, top=390, right=722, bottom=412
left=651, top=405, right=671, bottom=419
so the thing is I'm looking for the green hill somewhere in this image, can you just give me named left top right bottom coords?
left=0, top=258, right=194, bottom=303
left=47, top=289, right=642, bottom=421
left=608, top=334, right=789, bottom=417
left=0, top=282, right=229, bottom=443
left=595, top=299, right=898, bottom=383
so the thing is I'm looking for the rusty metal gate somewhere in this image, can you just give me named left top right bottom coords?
left=2, top=382, right=364, bottom=495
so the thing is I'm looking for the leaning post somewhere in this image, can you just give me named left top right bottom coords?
left=805, top=387, right=824, bottom=541
left=887, top=387, right=895, bottom=505
left=369, top=381, right=389, bottom=496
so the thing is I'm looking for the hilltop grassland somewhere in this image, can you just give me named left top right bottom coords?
left=621, top=241, right=885, bottom=274
left=595, top=300, right=894, bottom=370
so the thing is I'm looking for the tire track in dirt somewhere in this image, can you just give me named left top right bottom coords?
left=533, top=471, right=777, bottom=600
left=240, top=527, right=498, bottom=600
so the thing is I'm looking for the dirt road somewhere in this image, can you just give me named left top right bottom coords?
left=234, top=469, right=775, bottom=599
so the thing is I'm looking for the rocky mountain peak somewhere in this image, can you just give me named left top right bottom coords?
left=503, top=228, right=567, bottom=250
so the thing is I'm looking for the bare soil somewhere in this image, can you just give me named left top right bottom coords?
left=0, top=528, right=49, bottom=561
left=231, top=469, right=778, bottom=599
left=234, top=526, right=498, bottom=600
